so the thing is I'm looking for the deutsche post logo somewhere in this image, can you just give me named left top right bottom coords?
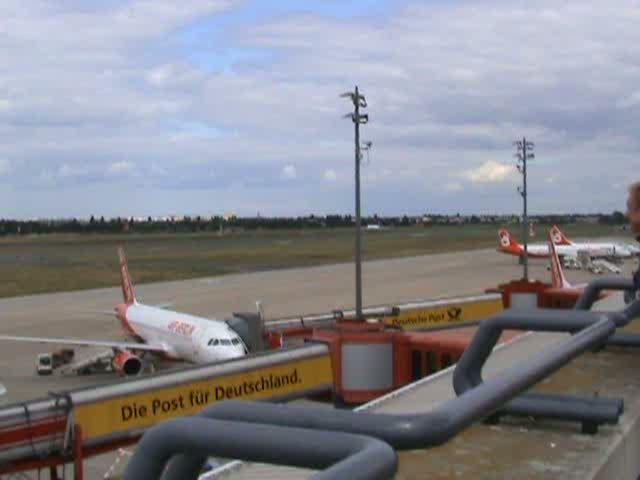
left=447, top=307, right=462, bottom=321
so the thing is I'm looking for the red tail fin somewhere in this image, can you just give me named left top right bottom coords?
left=550, top=225, right=572, bottom=245
left=548, top=230, right=570, bottom=288
left=497, top=229, right=523, bottom=255
left=118, top=246, right=136, bottom=305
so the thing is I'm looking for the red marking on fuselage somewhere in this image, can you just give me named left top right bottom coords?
left=115, top=303, right=142, bottom=341
left=118, top=247, right=135, bottom=305
left=167, top=320, right=196, bottom=336
left=497, top=229, right=549, bottom=258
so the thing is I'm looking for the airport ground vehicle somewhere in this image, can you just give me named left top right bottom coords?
left=51, top=348, right=75, bottom=367
left=36, top=354, right=53, bottom=375
left=36, top=348, right=74, bottom=375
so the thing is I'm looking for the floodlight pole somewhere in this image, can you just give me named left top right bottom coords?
left=515, top=137, right=535, bottom=281
left=341, top=86, right=369, bottom=321
left=354, top=87, right=363, bottom=321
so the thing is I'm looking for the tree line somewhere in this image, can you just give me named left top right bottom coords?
left=0, top=211, right=628, bottom=236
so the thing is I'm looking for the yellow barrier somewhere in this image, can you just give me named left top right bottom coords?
left=75, top=355, right=332, bottom=440
left=383, top=297, right=503, bottom=330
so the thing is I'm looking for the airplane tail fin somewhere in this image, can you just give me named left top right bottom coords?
left=497, top=228, right=523, bottom=255
left=118, top=246, right=136, bottom=305
left=550, top=225, right=572, bottom=245
left=548, top=230, right=571, bottom=288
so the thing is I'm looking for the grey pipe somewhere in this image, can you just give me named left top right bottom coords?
left=161, top=318, right=615, bottom=478
left=605, top=331, right=640, bottom=347
left=451, top=281, right=640, bottom=431
left=124, top=417, right=397, bottom=480
left=574, top=278, right=636, bottom=311
left=452, top=309, right=623, bottom=430
left=581, top=279, right=640, bottom=348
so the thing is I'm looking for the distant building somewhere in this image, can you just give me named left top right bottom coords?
left=576, top=215, right=600, bottom=224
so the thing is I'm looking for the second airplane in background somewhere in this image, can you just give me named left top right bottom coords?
left=0, top=248, right=247, bottom=376
left=497, top=227, right=634, bottom=261
left=550, top=225, right=639, bottom=258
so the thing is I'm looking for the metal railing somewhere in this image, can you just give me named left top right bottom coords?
left=0, top=344, right=332, bottom=468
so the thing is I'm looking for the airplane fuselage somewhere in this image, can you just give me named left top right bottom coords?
left=116, top=303, right=246, bottom=364
left=504, top=243, right=626, bottom=259
left=564, top=241, right=632, bottom=258
left=501, top=243, right=582, bottom=258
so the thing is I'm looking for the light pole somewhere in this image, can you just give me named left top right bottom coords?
left=341, top=86, right=369, bottom=320
left=514, top=137, right=535, bottom=281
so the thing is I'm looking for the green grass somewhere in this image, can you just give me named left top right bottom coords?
left=0, top=224, right=630, bottom=298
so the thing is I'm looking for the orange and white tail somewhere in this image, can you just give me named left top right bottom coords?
left=550, top=225, right=572, bottom=245
left=548, top=230, right=571, bottom=288
left=118, top=246, right=136, bottom=305
left=497, top=229, right=523, bottom=255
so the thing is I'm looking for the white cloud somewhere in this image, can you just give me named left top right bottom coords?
left=36, top=170, right=55, bottom=186
left=0, top=159, right=11, bottom=176
left=281, top=164, right=297, bottom=179
left=443, top=181, right=463, bottom=192
left=2, top=1, right=640, bottom=217
left=463, top=161, right=517, bottom=184
left=323, top=169, right=337, bottom=182
left=107, top=161, right=135, bottom=176
left=147, top=65, right=174, bottom=87
left=58, top=163, right=87, bottom=178
left=150, top=164, right=168, bottom=177
left=146, top=63, right=205, bottom=89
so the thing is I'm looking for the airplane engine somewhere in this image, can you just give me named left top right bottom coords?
left=112, top=351, right=143, bottom=376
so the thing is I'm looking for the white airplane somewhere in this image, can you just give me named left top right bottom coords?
left=550, top=225, right=638, bottom=258
left=0, top=248, right=247, bottom=376
left=497, top=228, right=580, bottom=259
left=498, top=228, right=634, bottom=260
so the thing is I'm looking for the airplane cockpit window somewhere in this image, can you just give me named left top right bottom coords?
left=220, top=339, right=232, bottom=346
left=231, top=338, right=240, bottom=345
left=208, top=339, right=220, bottom=346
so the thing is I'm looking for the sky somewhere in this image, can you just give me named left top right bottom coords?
left=1, top=0, right=639, bottom=219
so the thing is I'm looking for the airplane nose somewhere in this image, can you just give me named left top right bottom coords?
left=220, top=348, right=245, bottom=360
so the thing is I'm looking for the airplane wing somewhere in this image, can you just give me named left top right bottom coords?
left=0, top=335, right=168, bottom=353
left=151, top=303, right=173, bottom=309
left=76, top=309, right=116, bottom=317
